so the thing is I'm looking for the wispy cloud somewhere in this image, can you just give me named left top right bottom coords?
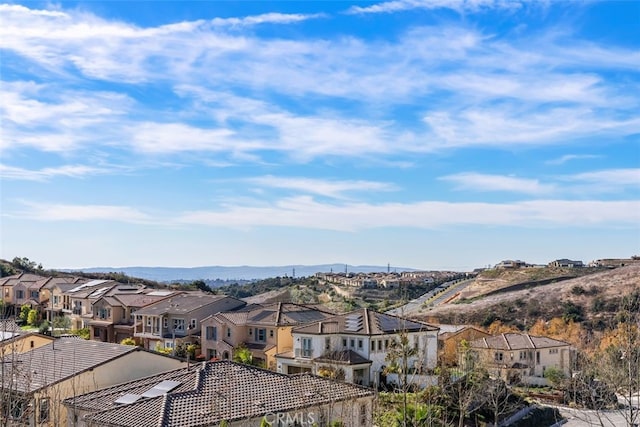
left=2, top=4, right=639, bottom=160
left=439, top=173, right=554, bottom=195
left=565, top=168, right=640, bottom=187
left=210, top=12, right=325, bottom=27
left=546, top=154, right=602, bottom=165
left=12, top=201, right=153, bottom=223
left=347, top=0, right=522, bottom=15
left=0, top=164, right=112, bottom=181
left=245, top=175, right=397, bottom=199
left=177, top=197, right=640, bottom=231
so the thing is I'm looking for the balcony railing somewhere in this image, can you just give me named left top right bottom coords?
left=295, top=348, right=314, bottom=359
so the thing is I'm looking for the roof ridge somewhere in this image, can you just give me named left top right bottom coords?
left=525, top=333, right=536, bottom=349
left=363, top=307, right=370, bottom=334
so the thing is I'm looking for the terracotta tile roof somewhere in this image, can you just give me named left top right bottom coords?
left=469, top=333, right=571, bottom=350
left=293, top=308, right=438, bottom=336
left=2, top=339, right=139, bottom=393
left=82, top=361, right=374, bottom=427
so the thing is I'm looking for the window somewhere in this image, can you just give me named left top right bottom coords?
left=30, top=290, right=39, bottom=299
left=249, top=329, right=252, bottom=335
left=520, top=351, right=527, bottom=360
left=146, top=317, right=152, bottom=327
left=227, top=327, right=231, bottom=338
left=414, top=336, right=419, bottom=351
left=256, top=328, right=266, bottom=342
left=378, top=340, right=382, bottom=351
left=302, top=337, right=313, bottom=358
left=342, top=338, right=347, bottom=347
left=350, top=339, right=355, bottom=348
left=360, top=403, right=367, bottom=426
left=207, top=349, right=217, bottom=359
left=173, top=318, right=185, bottom=332
left=30, top=340, right=34, bottom=348
left=384, top=339, right=389, bottom=349
left=206, top=326, right=217, bottom=341
left=165, top=341, right=174, bottom=349
left=269, top=329, right=274, bottom=338
left=325, top=337, right=331, bottom=350
left=189, top=319, right=197, bottom=330
left=97, top=308, right=110, bottom=320
left=163, top=318, right=168, bottom=329
left=94, top=328, right=101, bottom=338
left=371, top=341, right=375, bottom=351
left=39, top=398, right=50, bottom=422
left=549, top=348, right=559, bottom=354
left=16, top=290, right=24, bottom=299
left=494, top=352, right=503, bottom=362
left=536, top=351, right=540, bottom=364
left=53, top=295, right=60, bottom=305
left=358, top=339, right=363, bottom=349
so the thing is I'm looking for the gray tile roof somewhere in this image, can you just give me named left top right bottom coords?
left=469, top=333, right=571, bottom=350
left=2, top=339, right=139, bottom=393
left=293, top=308, right=438, bottom=336
left=134, top=293, right=244, bottom=316
left=82, top=361, right=374, bottom=427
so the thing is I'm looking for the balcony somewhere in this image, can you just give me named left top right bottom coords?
left=295, top=348, right=314, bottom=359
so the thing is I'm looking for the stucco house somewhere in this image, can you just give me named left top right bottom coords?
left=276, top=308, right=439, bottom=388
left=200, top=302, right=332, bottom=369
left=466, top=333, right=575, bottom=385
left=65, top=360, right=375, bottom=427
left=0, top=338, right=185, bottom=426
left=436, top=324, right=490, bottom=367
left=90, top=290, right=181, bottom=343
left=133, top=293, right=246, bottom=352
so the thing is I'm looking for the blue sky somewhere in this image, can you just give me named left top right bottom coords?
left=1, top=0, right=639, bottom=271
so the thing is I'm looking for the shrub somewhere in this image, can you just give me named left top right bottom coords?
left=27, top=309, right=39, bottom=326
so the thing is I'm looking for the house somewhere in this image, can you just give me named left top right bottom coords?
left=0, top=331, right=55, bottom=356
left=494, top=260, right=528, bottom=269
left=466, top=333, right=575, bottom=385
left=90, top=290, right=181, bottom=343
left=276, top=308, right=439, bottom=388
left=0, top=338, right=185, bottom=426
left=62, top=280, right=122, bottom=330
left=0, top=273, right=48, bottom=316
left=42, top=276, right=88, bottom=322
left=549, top=259, right=584, bottom=268
left=200, top=302, right=333, bottom=369
left=65, top=360, right=375, bottom=427
left=436, top=325, right=491, bottom=367
left=133, top=293, right=246, bottom=352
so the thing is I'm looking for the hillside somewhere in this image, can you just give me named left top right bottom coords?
left=67, top=264, right=418, bottom=282
left=419, top=264, right=640, bottom=331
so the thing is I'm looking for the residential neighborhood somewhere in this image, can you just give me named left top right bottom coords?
left=1, top=260, right=638, bottom=426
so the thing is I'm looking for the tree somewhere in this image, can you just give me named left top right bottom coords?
left=233, top=345, right=253, bottom=365
left=19, top=305, right=31, bottom=324
left=27, top=310, right=38, bottom=327
left=120, top=338, right=136, bottom=346
left=51, top=316, right=70, bottom=337
left=0, top=263, right=16, bottom=278
left=569, top=293, right=640, bottom=427
left=385, top=330, right=418, bottom=427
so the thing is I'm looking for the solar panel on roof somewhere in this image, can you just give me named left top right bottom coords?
left=147, top=291, right=172, bottom=296
left=140, top=380, right=182, bottom=398
left=114, top=394, right=142, bottom=405
left=344, top=314, right=363, bottom=332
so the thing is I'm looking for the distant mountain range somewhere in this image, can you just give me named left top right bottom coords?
left=68, top=264, right=419, bottom=282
